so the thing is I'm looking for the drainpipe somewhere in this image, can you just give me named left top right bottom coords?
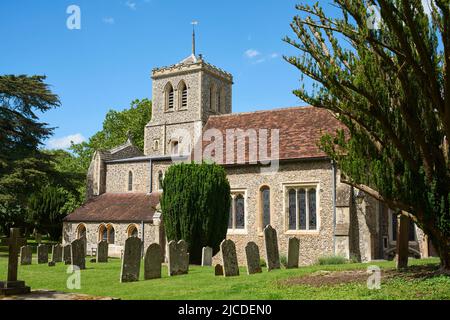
left=332, top=160, right=337, bottom=255
left=149, top=159, right=153, bottom=194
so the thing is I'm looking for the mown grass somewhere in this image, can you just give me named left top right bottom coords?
left=0, top=255, right=448, bottom=300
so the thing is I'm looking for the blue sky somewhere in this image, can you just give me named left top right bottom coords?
left=1, top=0, right=313, bottom=149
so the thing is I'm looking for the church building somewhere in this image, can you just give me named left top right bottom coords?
left=63, top=46, right=433, bottom=265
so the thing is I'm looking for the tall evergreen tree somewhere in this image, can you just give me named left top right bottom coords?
left=285, top=0, right=450, bottom=271
left=160, top=163, right=231, bottom=264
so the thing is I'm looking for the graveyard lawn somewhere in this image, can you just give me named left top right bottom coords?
left=0, top=256, right=449, bottom=300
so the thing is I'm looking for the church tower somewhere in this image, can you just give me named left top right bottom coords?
left=144, top=44, right=233, bottom=156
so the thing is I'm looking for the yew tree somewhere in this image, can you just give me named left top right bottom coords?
left=285, top=0, right=450, bottom=271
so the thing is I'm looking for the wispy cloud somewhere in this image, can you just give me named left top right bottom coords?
left=47, top=133, right=86, bottom=150
left=102, top=17, right=115, bottom=24
left=244, top=49, right=261, bottom=59
left=270, top=53, right=279, bottom=59
left=126, top=1, right=137, bottom=10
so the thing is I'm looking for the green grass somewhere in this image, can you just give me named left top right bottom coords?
left=317, top=255, right=348, bottom=265
left=0, top=255, right=448, bottom=300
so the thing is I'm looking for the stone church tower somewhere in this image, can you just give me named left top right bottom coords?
left=143, top=53, right=233, bottom=157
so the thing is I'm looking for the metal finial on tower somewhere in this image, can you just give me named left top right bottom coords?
left=191, top=20, right=198, bottom=56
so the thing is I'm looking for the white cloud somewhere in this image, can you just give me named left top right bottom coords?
left=126, top=1, right=137, bottom=10
left=244, top=49, right=261, bottom=58
left=102, top=17, right=115, bottom=24
left=47, top=133, right=86, bottom=150
left=270, top=53, right=279, bottom=59
left=253, top=58, right=266, bottom=64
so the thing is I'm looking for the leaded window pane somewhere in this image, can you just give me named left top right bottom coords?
left=262, top=188, right=270, bottom=228
left=308, top=188, right=317, bottom=230
left=288, top=189, right=296, bottom=230
left=235, top=195, right=245, bottom=229
left=298, top=189, right=306, bottom=230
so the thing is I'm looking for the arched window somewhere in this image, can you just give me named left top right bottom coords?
left=178, top=81, right=188, bottom=109
left=128, top=171, right=133, bottom=191
left=76, top=224, right=86, bottom=240
left=171, top=140, right=179, bottom=155
left=229, top=192, right=246, bottom=230
left=209, top=84, right=216, bottom=111
left=98, top=224, right=107, bottom=242
left=127, top=225, right=139, bottom=238
left=165, top=82, right=174, bottom=111
left=107, top=225, right=115, bottom=244
left=216, top=87, right=221, bottom=112
left=158, top=171, right=164, bottom=191
left=260, top=186, right=270, bottom=229
left=220, top=87, right=226, bottom=113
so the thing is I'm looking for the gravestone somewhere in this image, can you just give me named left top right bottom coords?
left=71, top=238, right=86, bottom=270
left=245, top=241, right=262, bottom=274
left=0, top=228, right=31, bottom=295
left=263, top=225, right=280, bottom=271
left=201, top=246, right=213, bottom=266
left=287, top=237, right=300, bottom=269
left=37, top=244, right=48, bottom=264
left=144, top=243, right=162, bottom=280
left=214, top=264, right=224, bottom=276
left=120, top=237, right=142, bottom=282
left=20, top=245, right=32, bottom=265
left=220, top=239, right=239, bottom=277
left=97, top=240, right=108, bottom=263
left=63, top=244, right=71, bottom=265
left=167, top=240, right=189, bottom=276
left=52, top=244, right=63, bottom=263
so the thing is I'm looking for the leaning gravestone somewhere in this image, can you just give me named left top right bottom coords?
left=20, top=245, right=32, bottom=265
left=263, top=225, right=280, bottom=271
left=71, top=238, right=86, bottom=270
left=245, top=241, right=262, bottom=274
left=97, top=240, right=108, bottom=263
left=120, top=237, right=142, bottom=282
left=201, top=246, right=213, bottom=266
left=287, top=237, right=300, bottom=269
left=37, top=244, right=48, bottom=264
left=144, top=243, right=162, bottom=280
left=168, top=240, right=189, bottom=276
left=52, top=244, right=63, bottom=263
left=220, top=239, right=239, bottom=277
left=63, top=244, right=71, bottom=265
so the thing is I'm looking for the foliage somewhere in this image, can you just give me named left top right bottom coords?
left=280, top=255, right=288, bottom=268
left=160, top=162, right=231, bottom=264
left=260, top=258, right=267, bottom=268
left=317, top=255, right=348, bottom=265
left=70, top=99, right=152, bottom=171
left=27, top=186, right=67, bottom=241
left=284, top=0, right=450, bottom=269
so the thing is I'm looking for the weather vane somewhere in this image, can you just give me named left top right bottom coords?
left=191, top=20, right=198, bottom=56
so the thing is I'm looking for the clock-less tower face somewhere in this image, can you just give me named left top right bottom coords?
left=143, top=55, right=233, bottom=157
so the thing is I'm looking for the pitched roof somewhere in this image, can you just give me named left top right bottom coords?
left=200, top=106, right=345, bottom=164
left=64, top=193, right=160, bottom=223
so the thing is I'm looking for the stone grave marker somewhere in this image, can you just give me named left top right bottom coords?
left=97, top=240, right=108, bottom=263
left=287, top=237, right=300, bottom=269
left=71, top=238, right=86, bottom=270
left=37, top=244, right=48, bottom=264
left=220, top=239, right=239, bottom=277
left=167, top=240, right=189, bottom=276
left=245, top=241, right=262, bottom=274
left=52, top=244, right=63, bottom=263
left=120, top=237, right=142, bottom=282
left=263, top=225, right=280, bottom=271
left=201, top=246, right=213, bottom=266
left=20, top=245, right=32, bottom=265
left=214, top=264, right=224, bottom=276
left=63, top=244, right=71, bottom=265
left=144, top=243, right=162, bottom=280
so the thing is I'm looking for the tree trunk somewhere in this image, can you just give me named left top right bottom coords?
left=396, top=214, right=410, bottom=270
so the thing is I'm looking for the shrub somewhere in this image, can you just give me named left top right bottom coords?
left=280, top=255, right=288, bottom=268
left=317, top=255, right=347, bottom=265
left=160, top=162, right=231, bottom=264
left=259, top=258, right=267, bottom=268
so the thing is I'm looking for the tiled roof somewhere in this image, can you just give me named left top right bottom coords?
left=200, top=106, right=345, bottom=164
left=64, top=193, right=161, bottom=223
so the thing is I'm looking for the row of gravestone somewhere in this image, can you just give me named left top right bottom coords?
left=217, top=225, right=300, bottom=277
left=120, top=238, right=189, bottom=282
left=19, top=239, right=111, bottom=269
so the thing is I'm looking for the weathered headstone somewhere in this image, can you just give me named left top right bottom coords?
left=220, top=239, right=239, bottom=277
left=120, top=237, right=142, bottom=282
left=63, top=244, right=71, bottom=265
left=37, top=244, right=48, bottom=264
left=287, top=237, right=300, bottom=269
left=214, top=264, right=224, bottom=276
left=245, top=241, right=262, bottom=274
left=167, top=240, right=189, bottom=276
left=71, top=238, right=86, bottom=270
left=263, top=225, right=280, bottom=271
left=97, top=240, right=108, bottom=263
left=0, top=228, right=31, bottom=295
left=144, top=243, right=162, bottom=280
left=52, top=244, right=63, bottom=263
left=201, top=246, right=213, bottom=266
left=20, top=245, right=32, bottom=265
